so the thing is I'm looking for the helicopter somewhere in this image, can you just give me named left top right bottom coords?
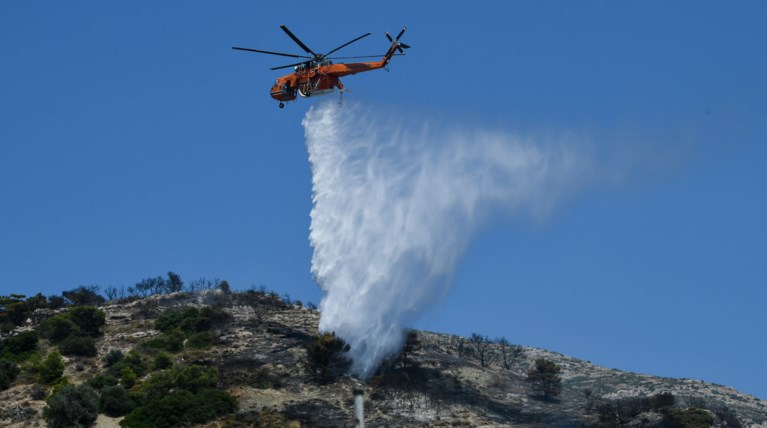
left=233, top=25, right=409, bottom=108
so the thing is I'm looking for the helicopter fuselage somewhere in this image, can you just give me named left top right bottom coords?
left=270, top=59, right=387, bottom=102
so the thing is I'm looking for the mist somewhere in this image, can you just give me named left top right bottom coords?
left=303, top=102, right=595, bottom=377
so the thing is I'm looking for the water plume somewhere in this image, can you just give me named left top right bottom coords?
left=303, top=102, right=593, bottom=376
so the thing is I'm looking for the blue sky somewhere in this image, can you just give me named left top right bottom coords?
left=1, top=2, right=765, bottom=398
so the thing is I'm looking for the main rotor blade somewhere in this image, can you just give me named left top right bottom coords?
left=324, top=32, right=372, bottom=57
left=327, top=54, right=405, bottom=60
left=270, top=61, right=308, bottom=71
left=280, top=25, right=316, bottom=56
left=232, top=47, right=310, bottom=59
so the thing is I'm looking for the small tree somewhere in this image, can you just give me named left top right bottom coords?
left=496, top=337, right=525, bottom=370
left=305, top=332, right=351, bottom=383
left=469, top=333, right=495, bottom=368
left=526, top=358, right=562, bottom=399
left=39, top=351, right=65, bottom=384
left=43, top=384, right=99, bottom=428
left=104, top=286, right=118, bottom=301
left=167, top=271, right=184, bottom=293
left=62, top=286, right=105, bottom=306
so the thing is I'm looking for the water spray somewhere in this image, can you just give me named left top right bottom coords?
left=304, top=102, right=592, bottom=376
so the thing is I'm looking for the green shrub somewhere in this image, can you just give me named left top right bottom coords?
left=138, top=364, right=219, bottom=404
left=121, top=389, right=236, bottom=428
left=0, top=331, right=38, bottom=362
left=67, top=306, right=105, bottom=337
left=109, top=349, right=146, bottom=377
left=103, top=349, right=125, bottom=367
left=155, top=307, right=229, bottom=335
left=0, top=359, right=20, bottom=390
left=100, top=384, right=135, bottom=417
left=121, top=367, right=138, bottom=389
left=58, top=335, right=97, bottom=357
left=155, top=309, right=187, bottom=333
left=40, top=315, right=80, bottom=343
left=85, top=374, right=119, bottom=391
left=663, top=406, right=715, bottom=427
left=39, top=351, right=64, bottom=384
left=173, top=365, right=218, bottom=392
left=43, top=384, right=99, bottom=428
left=140, top=329, right=184, bottom=353
left=153, top=352, right=173, bottom=370
left=0, top=299, right=29, bottom=327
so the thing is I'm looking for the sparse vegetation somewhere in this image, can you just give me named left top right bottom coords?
left=0, top=284, right=763, bottom=427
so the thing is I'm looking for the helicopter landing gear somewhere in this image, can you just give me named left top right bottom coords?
left=279, top=102, right=284, bottom=109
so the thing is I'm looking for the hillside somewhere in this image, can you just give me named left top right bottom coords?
left=1, top=290, right=765, bottom=427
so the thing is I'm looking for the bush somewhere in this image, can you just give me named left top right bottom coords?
left=0, top=359, right=20, bottom=390
left=121, top=367, right=138, bottom=388
left=103, top=349, right=124, bottom=367
left=155, top=307, right=229, bottom=335
left=67, top=306, right=106, bottom=337
left=100, top=384, right=135, bottom=417
left=663, top=406, right=715, bottom=427
left=0, top=331, right=38, bottom=362
left=121, top=389, right=236, bottom=428
left=305, top=332, right=352, bottom=383
left=153, top=352, right=173, bottom=370
left=58, top=335, right=97, bottom=357
left=43, top=384, right=99, bottom=428
left=40, top=315, right=80, bottom=343
left=141, top=329, right=185, bottom=353
left=85, top=374, right=119, bottom=391
left=109, top=349, right=146, bottom=377
left=39, top=351, right=64, bottom=384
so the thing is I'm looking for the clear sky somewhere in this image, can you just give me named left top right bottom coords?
left=1, top=2, right=765, bottom=398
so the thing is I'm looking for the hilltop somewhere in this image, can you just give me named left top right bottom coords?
left=1, top=289, right=765, bottom=427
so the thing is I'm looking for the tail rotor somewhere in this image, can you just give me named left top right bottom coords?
left=385, top=27, right=411, bottom=54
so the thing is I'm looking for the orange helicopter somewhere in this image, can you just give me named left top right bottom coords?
left=233, top=25, right=409, bottom=108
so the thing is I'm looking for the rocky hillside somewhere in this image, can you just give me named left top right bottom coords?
left=1, top=290, right=765, bottom=427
